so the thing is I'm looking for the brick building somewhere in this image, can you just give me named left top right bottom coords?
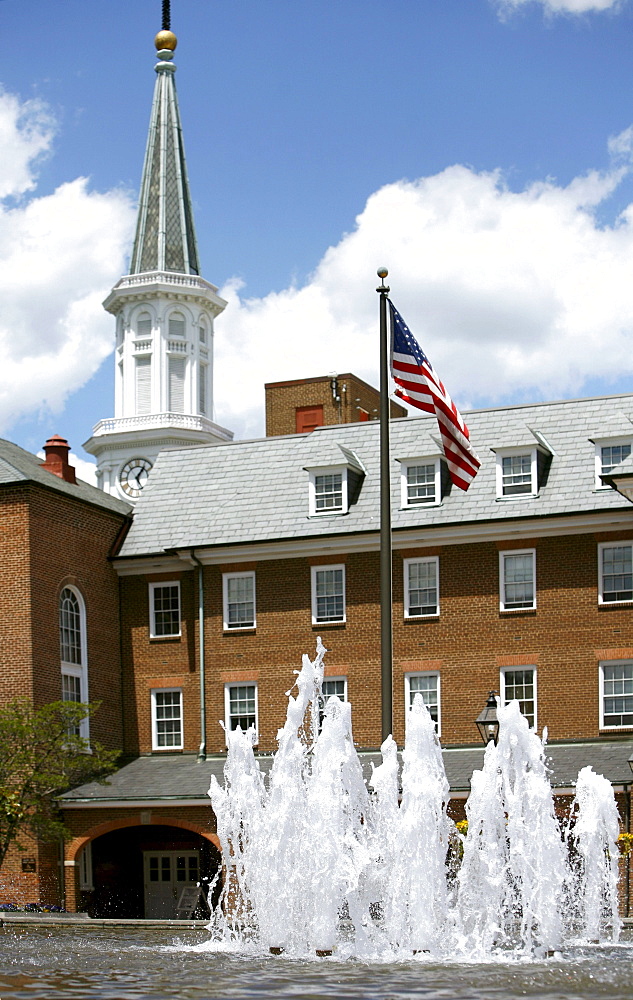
left=57, top=392, right=633, bottom=916
left=0, top=435, right=130, bottom=906
left=265, top=373, right=406, bottom=436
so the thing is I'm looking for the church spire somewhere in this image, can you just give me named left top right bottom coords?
left=85, top=7, right=233, bottom=501
left=130, top=24, right=200, bottom=275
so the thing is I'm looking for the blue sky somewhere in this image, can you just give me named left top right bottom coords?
left=3, top=0, right=633, bottom=477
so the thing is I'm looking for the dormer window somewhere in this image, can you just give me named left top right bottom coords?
left=308, top=468, right=350, bottom=516
left=595, top=441, right=632, bottom=489
left=305, top=449, right=365, bottom=517
left=495, top=449, right=538, bottom=499
left=400, top=458, right=441, bottom=507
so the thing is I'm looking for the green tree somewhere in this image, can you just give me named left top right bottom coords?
left=0, top=700, right=119, bottom=867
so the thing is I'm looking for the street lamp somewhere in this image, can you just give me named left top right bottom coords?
left=475, top=691, right=500, bottom=746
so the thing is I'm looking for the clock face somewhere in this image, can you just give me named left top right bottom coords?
left=119, top=457, right=153, bottom=498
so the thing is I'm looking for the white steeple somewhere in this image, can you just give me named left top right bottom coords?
left=84, top=22, right=233, bottom=501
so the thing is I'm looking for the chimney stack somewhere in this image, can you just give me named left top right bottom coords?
left=40, top=435, right=77, bottom=484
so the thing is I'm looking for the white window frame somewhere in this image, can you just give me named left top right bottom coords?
left=400, top=458, right=442, bottom=508
left=149, top=581, right=181, bottom=638
left=224, top=682, right=259, bottom=739
left=222, top=571, right=256, bottom=630
left=318, top=676, right=348, bottom=727
left=403, top=556, right=439, bottom=618
left=59, top=586, right=89, bottom=739
left=311, top=564, right=346, bottom=624
left=599, top=660, right=633, bottom=730
left=495, top=448, right=538, bottom=500
left=151, top=687, right=184, bottom=750
left=598, top=541, right=633, bottom=605
left=500, top=666, right=537, bottom=730
left=595, top=440, right=632, bottom=490
left=405, top=671, right=441, bottom=734
left=308, top=467, right=348, bottom=516
left=499, top=549, right=536, bottom=612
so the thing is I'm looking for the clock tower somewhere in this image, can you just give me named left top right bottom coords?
left=84, top=22, right=233, bottom=501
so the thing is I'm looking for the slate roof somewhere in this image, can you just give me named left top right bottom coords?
left=60, top=740, right=633, bottom=804
left=0, top=438, right=131, bottom=516
left=118, top=393, right=633, bottom=558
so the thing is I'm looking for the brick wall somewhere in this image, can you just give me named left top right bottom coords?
left=265, top=373, right=406, bottom=436
left=0, top=490, right=34, bottom=702
left=0, top=481, right=128, bottom=906
left=119, top=529, right=633, bottom=754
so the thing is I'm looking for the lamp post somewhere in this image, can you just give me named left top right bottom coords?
left=475, top=691, right=500, bottom=746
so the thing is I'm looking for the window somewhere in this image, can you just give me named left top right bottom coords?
left=168, top=355, right=186, bottom=413
left=168, top=313, right=186, bottom=337
left=198, top=362, right=207, bottom=415
left=223, top=572, right=256, bottom=630
left=405, top=672, right=440, bottom=732
left=598, top=543, right=633, bottom=604
left=135, top=356, right=152, bottom=415
left=136, top=312, right=152, bottom=338
left=151, top=688, right=183, bottom=749
left=401, top=459, right=441, bottom=506
left=199, top=323, right=207, bottom=344
left=308, top=468, right=347, bottom=515
left=149, top=582, right=181, bottom=637
left=404, top=557, right=439, bottom=617
left=311, top=565, right=346, bottom=624
left=595, top=441, right=632, bottom=488
left=499, top=550, right=536, bottom=611
left=496, top=450, right=537, bottom=498
left=59, top=586, right=88, bottom=738
left=225, top=683, right=258, bottom=734
left=600, top=661, right=633, bottom=728
left=500, top=667, right=536, bottom=729
left=318, top=677, right=347, bottom=727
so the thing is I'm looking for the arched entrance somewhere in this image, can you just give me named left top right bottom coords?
left=77, top=824, right=222, bottom=918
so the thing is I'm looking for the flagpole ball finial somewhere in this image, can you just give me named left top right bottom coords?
left=155, top=29, right=177, bottom=51
left=377, top=267, right=388, bottom=279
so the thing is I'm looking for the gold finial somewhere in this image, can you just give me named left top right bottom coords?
left=155, top=29, right=177, bottom=51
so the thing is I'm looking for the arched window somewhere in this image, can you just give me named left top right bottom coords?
left=59, top=587, right=89, bottom=737
left=168, top=312, right=186, bottom=338
left=136, top=312, right=152, bottom=339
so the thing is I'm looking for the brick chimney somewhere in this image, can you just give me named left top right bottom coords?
left=40, top=434, right=77, bottom=484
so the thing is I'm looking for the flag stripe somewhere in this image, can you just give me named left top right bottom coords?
left=389, top=301, right=481, bottom=492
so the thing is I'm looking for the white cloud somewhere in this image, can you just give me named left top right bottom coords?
left=494, top=0, right=625, bottom=15
left=214, top=129, right=633, bottom=440
left=71, top=453, right=97, bottom=487
left=0, top=90, right=136, bottom=432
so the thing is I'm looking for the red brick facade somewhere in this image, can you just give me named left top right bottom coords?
left=0, top=472, right=128, bottom=908
left=118, top=532, right=633, bottom=754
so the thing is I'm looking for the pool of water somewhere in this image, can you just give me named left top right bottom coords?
left=1, top=926, right=633, bottom=1000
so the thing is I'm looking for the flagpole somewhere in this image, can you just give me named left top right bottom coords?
left=377, top=267, right=393, bottom=743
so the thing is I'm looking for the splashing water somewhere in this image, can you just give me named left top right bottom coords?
left=208, top=642, right=622, bottom=959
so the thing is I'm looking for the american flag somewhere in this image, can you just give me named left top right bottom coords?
left=389, top=300, right=481, bottom=492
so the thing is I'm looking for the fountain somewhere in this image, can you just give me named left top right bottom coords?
left=1, top=642, right=630, bottom=1000
left=208, top=640, right=623, bottom=960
